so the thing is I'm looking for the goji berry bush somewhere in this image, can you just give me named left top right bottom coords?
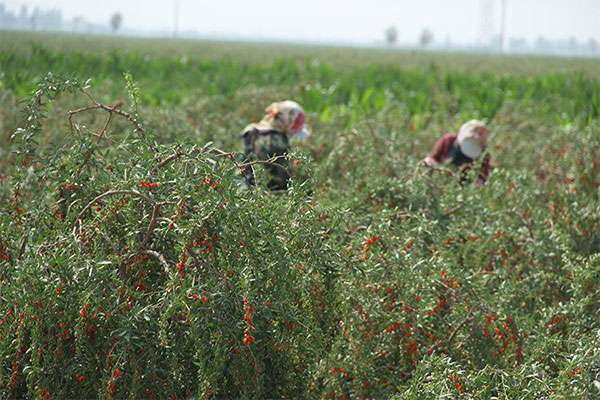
left=0, top=33, right=599, bottom=399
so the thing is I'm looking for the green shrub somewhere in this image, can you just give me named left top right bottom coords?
left=0, top=38, right=598, bottom=399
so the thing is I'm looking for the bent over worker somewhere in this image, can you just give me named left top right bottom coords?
left=422, top=120, right=491, bottom=186
left=240, top=100, right=311, bottom=191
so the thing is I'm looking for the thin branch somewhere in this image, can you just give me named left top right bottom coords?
left=82, top=90, right=145, bottom=137
left=151, top=147, right=237, bottom=176
left=97, top=111, right=114, bottom=142
left=98, top=103, right=144, bottom=136
left=72, top=190, right=155, bottom=238
left=68, top=104, right=97, bottom=135
left=141, top=203, right=161, bottom=248
left=17, top=235, right=28, bottom=261
left=206, top=147, right=236, bottom=159
left=69, top=103, right=144, bottom=136
left=443, top=204, right=464, bottom=217
left=124, top=250, right=170, bottom=275
left=157, top=217, right=179, bottom=231
left=35, top=238, right=68, bottom=257
left=428, top=314, right=473, bottom=355
left=151, top=145, right=288, bottom=182
left=234, top=155, right=287, bottom=170
left=206, top=147, right=242, bottom=170
left=140, top=250, right=170, bottom=274
left=447, top=315, right=473, bottom=346
left=150, top=150, right=185, bottom=176
left=75, top=110, right=115, bottom=176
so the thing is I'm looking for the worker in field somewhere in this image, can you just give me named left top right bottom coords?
left=240, top=100, right=311, bottom=191
left=422, top=119, right=491, bottom=185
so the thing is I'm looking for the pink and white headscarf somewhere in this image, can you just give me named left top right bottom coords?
left=254, top=100, right=311, bottom=140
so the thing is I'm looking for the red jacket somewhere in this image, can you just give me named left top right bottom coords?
left=428, top=133, right=490, bottom=185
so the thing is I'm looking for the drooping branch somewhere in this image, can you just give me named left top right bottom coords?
left=72, top=190, right=156, bottom=239
left=69, top=101, right=145, bottom=138
left=140, top=250, right=170, bottom=274
left=79, top=90, right=146, bottom=137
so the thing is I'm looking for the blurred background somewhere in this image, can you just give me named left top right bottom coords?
left=1, top=0, right=599, bottom=57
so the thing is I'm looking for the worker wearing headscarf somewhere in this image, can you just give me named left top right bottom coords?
left=422, top=120, right=491, bottom=185
left=240, top=100, right=311, bottom=191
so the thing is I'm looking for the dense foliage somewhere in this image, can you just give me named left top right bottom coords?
left=0, top=33, right=599, bottom=399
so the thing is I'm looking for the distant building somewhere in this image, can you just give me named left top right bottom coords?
left=509, top=38, right=528, bottom=54
left=0, top=3, right=18, bottom=28
left=0, top=2, right=62, bottom=31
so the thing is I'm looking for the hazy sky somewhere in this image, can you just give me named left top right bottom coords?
left=3, top=0, right=600, bottom=44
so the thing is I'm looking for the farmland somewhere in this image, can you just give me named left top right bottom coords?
left=0, top=31, right=599, bottom=399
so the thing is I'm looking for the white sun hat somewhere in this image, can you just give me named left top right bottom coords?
left=457, top=120, right=487, bottom=159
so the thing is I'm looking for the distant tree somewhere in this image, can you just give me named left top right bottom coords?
left=444, top=34, right=452, bottom=49
left=509, top=37, right=528, bottom=53
left=535, top=36, right=550, bottom=52
left=588, top=38, right=599, bottom=54
left=31, top=7, right=39, bottom=30
left=419, top=28, right=434, bottom=48
left=19, top=5, right=28, bottom=20
left=384, top=26, right=398, bottom=46
left=110, top=12, right=123, bottom=33
left=568, top=37, right=578, bottom=53
left=72, top=16, right=83, bottom=32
